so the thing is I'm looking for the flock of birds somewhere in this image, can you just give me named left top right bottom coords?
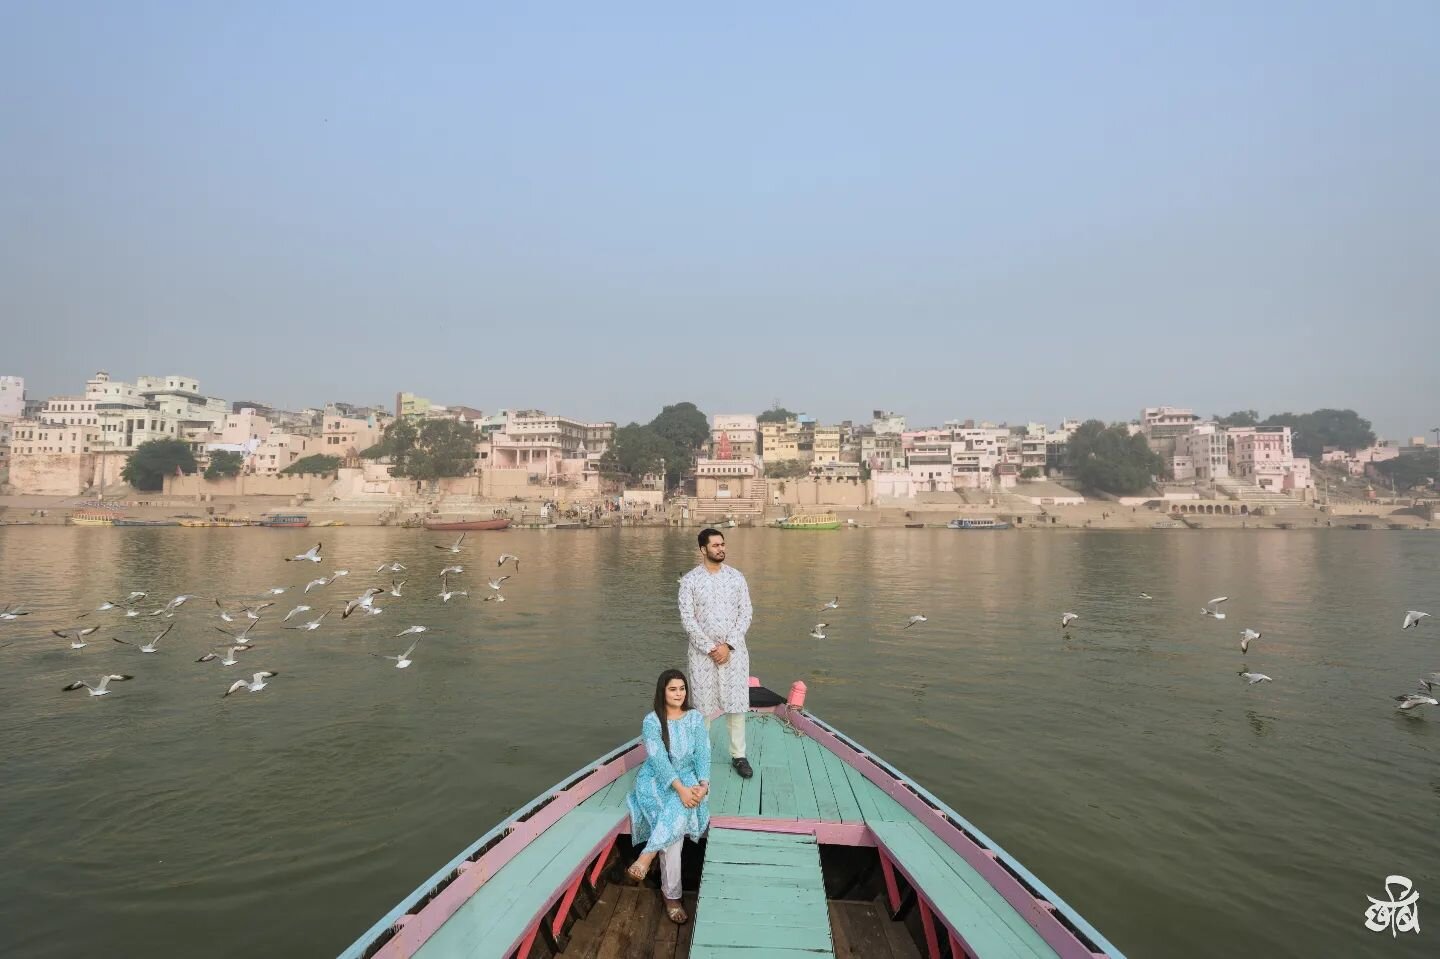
left=0, top=532, right=524, bottom=700
left=808, top=594, right=1436, bottom=713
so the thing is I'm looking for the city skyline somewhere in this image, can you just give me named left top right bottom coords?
left=3, top=4, right=1437, bottom=440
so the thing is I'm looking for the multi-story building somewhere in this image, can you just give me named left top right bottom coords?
left=1172, top=425, right=1229, bottom=482
left=251, top=431, right=316, bottom=475
left=0, top=375, right=24, bottom=420
left=396, top=392, right=432, bottom=419
left=860, top=432, right=905, bottom=471
left=812, top=426, right=842, bottom=466
left=6, top=418, right=105, bottom=494
left=760, top=420, right=802, bottom=464
left=1140, top=406, right=1203, bottom=456
left=322, top=414, right=389, bottom=459
left=711, top=414, right=760, bottom=460
left=1227, top=425, right=1312, bottom=491
left=486, top=409, right=613, bottom=474
left=872, top=410, right=907, bottom=435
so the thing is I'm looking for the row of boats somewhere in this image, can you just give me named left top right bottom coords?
left=66, top=511, right=518, bottom=531
left=777, top=512, right=1013, bottom=530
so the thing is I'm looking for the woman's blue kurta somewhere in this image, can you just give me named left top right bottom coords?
left=626, top=709, right=711, bottom=853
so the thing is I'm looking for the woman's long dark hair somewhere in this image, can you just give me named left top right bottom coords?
left=653, top=669, right=692, bottom=756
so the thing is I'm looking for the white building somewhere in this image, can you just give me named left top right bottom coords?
left=1172, top=425, right=1229, bottom=482
left=871, top=410, right=907, bottom=435
left=0, top=375, right=24, bottom=420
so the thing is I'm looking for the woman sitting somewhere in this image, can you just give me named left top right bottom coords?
left=625, top=669, right=711, bottom=924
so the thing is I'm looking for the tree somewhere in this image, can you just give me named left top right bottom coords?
left=1373, top=454, right=1437, bottom=492
left=1020, top=466, right=1041, bottom=480
left=763, top=460, right=809, bottom=479
left=281, top=454, right=342, bottom=475
left=1216, top=410, right=1259, bottom=427
left=1066, top=420, right=1161, bottom=495
left=122, top=439, right=197, bottom=491
left=600, top=423, right=679, bottom=485
left=649, top=402, right=710, bottom=452
left=204, top=450, right=244, bottom=480
left=1261, top=409, right=1375, bottom=460
left=757, top=407, right=797, bottom=424
left=394, top=419, right=478, bottom=481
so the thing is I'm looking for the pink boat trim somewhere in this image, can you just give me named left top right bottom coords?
left=707, top=817, right=873, bottom=846
left=779, top=704, right=1108, bottom=959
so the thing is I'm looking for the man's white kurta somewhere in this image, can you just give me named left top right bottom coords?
left=678, top=564, right=753, bottom=716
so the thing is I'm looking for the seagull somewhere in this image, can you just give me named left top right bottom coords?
left=150, top=594, right=195, bottom=616
left=284, top=611, right=329, bottom=631
left=113, top=623, right=174, bottom=653
left=121, top=591, right=147, bottom=604
left=53, top=625, right=101, bottom=648
left=243, top=603, right=274, bottom=621
left=436, top=533, right=466, bottom=553
left=374, top=639, right=422, bottom=668
left=331, top=568, right=350, bottom=578
left=497, top=553, right=519, bottom=571
left=1395, top=685, right=1439, bottom=710
left=1139, top=593, right=1153, bottom=600
left=809, top=623, right=828, bottom=639
left=1238, top=670, right=1272, bottom=685
left=281, top=604, right=312, bottom=622
left=1402, top=611, right=1431, bottom=630
left=216, top=599, right=239, bottom=623
left=820, top=597, right=839, bottom=611
left=286, top=543, right=323, bottom=563
left=342, top=587, right=386, bottom=619
left=1420, top=673, right=1440, bottom=694
left=196, top=644, right=254, bottom=665
left=439, top=565, right=464, bottom=577
left=904, top=614, right=927, bottom=629
left=224, top=671, right=278, bottom=696
left=1202, top=597, right=1230, bottom=620
left=487, top=576, right=510, bottom=591
left=0, top=604, right=32, bottom=621
left=395, top=625, right=430, bottom=638
left=213, top=621, right=258, bottom=643
left=388, top=579, right=406, bottom=598
left=303, top=576, right=331, bottom=594
left=376, top=561, right=407, bottom=573
left=1240, top=629, right=1261, bottom=654
left=483, top=593, right=506, bottom=603
left=1060, top=612, right=1079, bottom=629
left=62, top=674, right=134, bottom=697
left=438, top=574, right=467, bottom=603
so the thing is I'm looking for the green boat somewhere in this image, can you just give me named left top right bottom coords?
left=340, top=684, right=1126, bottom=959
left=777, top=512, right=841, bottom=530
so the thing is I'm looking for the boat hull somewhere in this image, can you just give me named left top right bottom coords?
left=422, top=518, right=513, bottom=531
left=947, top=519, right=1012, bottom=530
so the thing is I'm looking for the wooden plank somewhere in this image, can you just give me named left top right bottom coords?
left=632, top=886, right=664, bottom=958
left=812, top=744, right=865, bottom=823
left=760, top=761, right=800, bottom=820
left=692, top=880, right=827, bottom=909
left=735, top=715, right=770, bottom=818
left=702, top=844, right=817, bottom=868
left=869, top=821, right=1053, bottom=959
left=800, top=737, right=843, bottom=823
left=707, top=717, right=741, bottom=816
left=691, top=920, right=832, bottom=950
left=828, top=902, right=900, bottom=959
left=689, top=947, right=835, bottom=959
left=594, top=886, right=646, bottom=959
left=707, top=827, right=816, bottom=846
left=781, top=726, right=823, bottom=822
left=703, top=861, right=824, bottom=886
left=567, top=885, right=624, bottom=959
left=835, top=760, right=910, bottom=824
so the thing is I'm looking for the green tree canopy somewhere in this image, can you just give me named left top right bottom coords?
left=1215, top=410, right=1259, bottom=427
left=281, top=454, right=342, bottom=475
left=757, top=407, right=797, bottom=424
left=1259, top=409, right=1375, bottom=459
left=1066, top=420, right=1162, bottom=495
left=394, top=419, right=478, bottom=481
left=122, top=439, right=197, bottom=491
left=1373, top=453, right=1438, bottom=492
left=204, top=450, right=245, bottom=480
left=649, top=402, right=710, bottom=452
left=600, top=423, right=679, bottom=486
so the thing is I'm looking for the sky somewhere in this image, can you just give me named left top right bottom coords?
left=2, top=2, right=1437, bottom=439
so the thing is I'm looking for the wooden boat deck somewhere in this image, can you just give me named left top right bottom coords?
left=397, top=714, right=1066, bottom=959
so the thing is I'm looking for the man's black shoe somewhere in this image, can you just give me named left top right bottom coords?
left=732, top=757, right=753, bottom=779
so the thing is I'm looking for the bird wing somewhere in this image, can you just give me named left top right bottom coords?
left=1208, top=596, right=1229, bottom=605
left=402, top=640, right=420, bottom=658
left=223, top=680, right=247, bottom=696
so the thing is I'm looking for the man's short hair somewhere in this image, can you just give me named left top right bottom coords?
left=698, top=528, right=724, bottom=549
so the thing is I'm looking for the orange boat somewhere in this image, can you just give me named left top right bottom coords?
left=422, top=518, right=512, bottom=531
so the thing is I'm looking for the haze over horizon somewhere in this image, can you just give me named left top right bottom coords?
left=3, top=3, right=1436, bottom=440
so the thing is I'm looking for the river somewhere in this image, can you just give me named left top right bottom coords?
left=0, top=526, right=1435, bottom=957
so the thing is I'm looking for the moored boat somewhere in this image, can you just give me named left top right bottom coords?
left=69, top=510, right=119, bottom=526
left=341, top=684, right=1126, bottom=959
left=178, top=517, right=260, bottom=527
left=259, top=513, right=311, bottom=528
left=777, top=512, right=841, bottom=530
left=112, top=518, right=180, bottom=527
left=422, top=518, right=513, bottom=531
left=946, top=517, right=1012, bottom=530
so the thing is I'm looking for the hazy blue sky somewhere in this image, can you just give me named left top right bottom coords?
left=3, top=3, right=1436, bottom=438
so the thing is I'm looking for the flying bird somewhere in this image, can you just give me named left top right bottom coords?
left=53, top=625, right=101, bottom=648
left=1202, top=597, right=1230, bottom=620
left=394, top=625, right=430, bottom=638
left=62, top=674, right=134, bottom=697
left=213, top=621, right=258, bottom=643
left=1238, top=670, right=1272, bottom=685
left=809, top=623, right=828, bottom=639
left=284, top=611, right=329, bottom=631
left=820, top=597, right=839, bottom=611
left=374, top=639, right=422, bottom=669
left=196, top=644, right=254, bottom=665
left=265, top=587, right=287, bottom=596
left=1061, top=613, right=1079, bottom=629
left=1402, top=611, right=1431, bottom=630
left=376, top=561, right=407, bottom=573
left=438, top=575, right=467, bottom=603
left=342, top=587, right=386, bottom=619
left=487, top=576, right=510, bottom=591
left=331, top=569, right=350, bottom=578
left=303, top=577, right=331, bottom=594
left=112, top=623, right=174, bottom=653
left=1395, top=684, right=1439, bottom=710
left=388, top=579, right=406, bottom=598
left=439, top=565, right=464, bottom=577
left=497, top=553, right=520, bottom=571
left=1139, top=593, right=1153, bottom=600
left=1240, top=629, right=1261, bottom=654
left=224, top=671, right=278, bottom=696
left=436, top=533, right=466, bottom=553
left=0, top=604, right=32, bottom=620
left=281, top=604, right=312, bottom=622
left=286, top=543, right=323, bottom=563
left=904, top=615, right=927, bottom=629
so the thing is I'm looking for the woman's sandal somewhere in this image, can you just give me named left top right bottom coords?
left=623, top=860, right=649, bottom=884
left=665, top=900, right=688, bottom=924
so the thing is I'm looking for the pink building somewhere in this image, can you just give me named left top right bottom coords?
left=217, top=408, right=273, bottom=446
left=252, top=432, right=315, bottom=475
left=322, top=415, right=387, bottom=460
left=1227, top=426, right=1312, bottom=491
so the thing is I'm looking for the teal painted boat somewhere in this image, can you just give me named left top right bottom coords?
left=112, top=519, right=180, bottom=527
left=340, top=686, right=1126, bottom=959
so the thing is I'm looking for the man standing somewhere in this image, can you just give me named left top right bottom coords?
left=678, top=527, right=753, bottom=778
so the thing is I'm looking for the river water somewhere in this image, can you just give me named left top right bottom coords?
left=0, top=526, right=1436, bottom=958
